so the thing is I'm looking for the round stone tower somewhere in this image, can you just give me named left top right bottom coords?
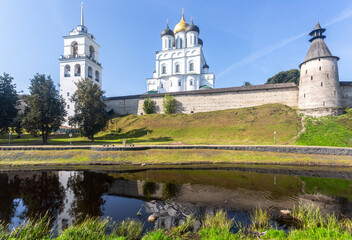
left=298, top=22, right=342, bottom=116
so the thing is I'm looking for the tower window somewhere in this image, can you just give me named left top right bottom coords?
left=170, top=81, right=172, bottom=87
left=304, top=94, right=306, bottom=98
left=319, top=58, right=321, bottom=61
left=72, top=42, right=78, bottom=57
left=164, top=39, right=167, bottom=48
left=75, top=64, right=81, bottom=76
left=178, top=81, right=181, bottom=86
left=88, top=66, right=93, bottom=78
left=67, top=92, right=70, bottom=97
left=323, top=102, right=325, bottom=106
left=194, top=35, right=196, bottom=45
left=95, top=71, right=100, bottom=82
left=311, top=76, right=313, bottom=80
left=305, top=70, right=307, bottom=74
left=321, top=82, right=323, bottom=87
left=162, top=66, right=166, bottom=74
left=190, top=80, right=193, bottom=86
left=67, top=105, right=70, bottom=109
left=64, top=65, right=71, bottom=77
left=319, top=66, right=321, bottom=71
left=161, top=83, right=163, bottom=88
left=168, top=39, right=171, bottom=49
left=175, top=64, right=180, bottom=73
left=327, top=74, right=329, bottom=79
left=189, top=62, right=194, bottom=71
left=89, top=46, right=95, bottom=60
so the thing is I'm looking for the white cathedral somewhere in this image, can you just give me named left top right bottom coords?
left=146, top=11, right=215, bottom=93
left=59, top=3, right=102, bottom=122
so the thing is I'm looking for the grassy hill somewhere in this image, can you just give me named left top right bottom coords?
left=105, top=103, right=302, bottom=145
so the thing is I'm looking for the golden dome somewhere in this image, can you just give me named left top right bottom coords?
left=174, top=12, right=189, bottom=34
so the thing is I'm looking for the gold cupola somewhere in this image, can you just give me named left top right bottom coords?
left=174, top=9, right=189, bottom=34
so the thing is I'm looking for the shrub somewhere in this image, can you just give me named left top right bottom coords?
left=162, top=94, right=176, bottom=114
left=117, top=218, right=144, bottom=240
left=142, top=97, right=154, bottom=114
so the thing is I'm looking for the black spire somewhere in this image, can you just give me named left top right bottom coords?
left=309, top=21, right=326, bottom=42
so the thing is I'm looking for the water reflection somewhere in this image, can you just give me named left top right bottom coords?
left=0, top=168, right=351, bottom=231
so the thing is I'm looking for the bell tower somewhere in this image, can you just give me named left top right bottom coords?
left=59, top=2, right=103, bottom=125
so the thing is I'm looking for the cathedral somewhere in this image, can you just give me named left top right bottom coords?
left=146, top=10, right=215, bottom=93
left=59, top=3, right=102, bottom=123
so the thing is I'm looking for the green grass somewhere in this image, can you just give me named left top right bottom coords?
left=297, top=108, right=352, bottom=147
left=2, top=205, right=352, bottom=239
left=0, top=104, right=302, bottom=146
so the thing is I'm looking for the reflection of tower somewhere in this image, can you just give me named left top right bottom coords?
left=57, top=171, right=81, bottom=231
left=59, top=2, right=103, bottom=125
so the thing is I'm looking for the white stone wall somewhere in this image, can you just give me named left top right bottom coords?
left=105, top=84, right=299, bottom=115
left=340, top=85, right=352, bottom=109
left=298, top=57, right=341, bottom=111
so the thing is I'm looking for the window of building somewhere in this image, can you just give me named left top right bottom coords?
left=168, top=40, right=171, bottom=49
left=64, top=65, right=71, bottom=77
left=170, top=81, right=172, bottom=87
left=304, top=94, right=306, bottom=98
left=305, top=70, right=307, bottom=74
left=89, top=46, right=95, bottom=60
left=88, top=66, right=93, bottom=78
left=164, top=39, right=167, bottom=48
left=67, top=105, right=70, bottom=109
left=175, top=64, right=180, bottom=73
left=162, top=65, right=166, bottom=74
left=323, top=101, right=325, bottom=106
left=180, top=39, right=182, bottom=48
left=95, top=71, right=100, bottom=82
left=321, top=82, right=323, bottom=87
left=178, top=81, right=181, bottom=86
left=72, top=42, right=78, bottom=56
left=311, top=76, right=313, bottom=80
left=161, top=83, right=163, bottom=88
left=74, top=64, right=81, bottom=76
left=319, top=58, right=321, bottom=61
left=67, top=92, right=70, bottom=97
left=190, top=80, right=193, bottom=86
left=327, top=74, right=329, bottom=79
left=189, top=62, right=194, bottom=71
left=319, top=66, right=321, bottom=70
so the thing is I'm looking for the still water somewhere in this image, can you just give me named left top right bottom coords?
left=0, top=166, right=351, bottom=231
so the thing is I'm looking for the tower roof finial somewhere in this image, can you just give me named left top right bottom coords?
left=81, top=1, right=84, bottom=26
left=167, top=18, right=169, bottom=28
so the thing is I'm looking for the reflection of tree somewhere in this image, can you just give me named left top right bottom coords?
left=0, top=174, right=17, bottom=223
left=17, top=172, right=65, bottom=220
left=142, top=182, right=156, bottom=201
left=67, top=172, right=113, bottom=219
left=162, top=183, right=177, bottom=201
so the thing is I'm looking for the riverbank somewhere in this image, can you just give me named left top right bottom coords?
left=1, top=205, right=351, bottom=240
left=0, top=148, right=352, bottom=167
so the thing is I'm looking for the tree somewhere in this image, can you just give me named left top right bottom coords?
left=243, top=81, right=252, bottom=86
left=22, top=74, right=66, bottom=144
left=69, top=78, right=108, bottom=141
left=266, top=69, right=300, bottom=85
left=0, top=73, right=19, bottom=134
left=142, top=96, right=154, bottom=114
left=162, top=94, right=176, bottom=114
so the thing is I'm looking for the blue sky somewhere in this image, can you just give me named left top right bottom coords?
left=1, top=0, right=352, bottom=97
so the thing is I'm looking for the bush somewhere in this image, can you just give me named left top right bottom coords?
left=162, top=94, right=176, bottom=114
left=142, top=97, right=154, bottom=114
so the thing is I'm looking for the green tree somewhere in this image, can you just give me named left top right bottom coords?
left=266, top=69, right=300, bottom=85
left=69, top=78, right=108, bottom=141
left=22, top=74, right=66, bottom=144
left=162, top=94, right=176, bottom=114
left=243, top=81, right=252, bottom=86
left=143, top=96, right=154, bottom=114
left=0, top=73, right=19, bottom=134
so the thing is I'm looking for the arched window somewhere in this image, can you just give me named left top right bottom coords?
left=162, top=65, right=166, bottom=74
left=189, top=62, right=194, bottom=71
left=89, top=46, right=95, bottom=60
left=88, top=66, right=93, bottom=78
left=95, top=71, right=100, bottom=82
left=170, top=81, right=173, bottom=87
left=178, top=81, right=181, bottom=86
left=64, top=65, right=71, bottom=77
left=175, top=64, right=180, bottom=73
left=74, top=64, right=81, bottom=76
left=194, top=35, right=197, bottom=45
left=190, top=79, right=193, bottom=86
left=168, top=40, right=171, bottom=49
left=72, top=42, right=78, bottom=57
left=180, top=39, right=183, bottom=48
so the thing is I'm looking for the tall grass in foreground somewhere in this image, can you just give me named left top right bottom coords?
left=1, top=204, right=352, bottom=239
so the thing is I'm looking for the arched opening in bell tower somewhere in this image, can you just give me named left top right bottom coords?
left=72, top=42, right=78, bottom=57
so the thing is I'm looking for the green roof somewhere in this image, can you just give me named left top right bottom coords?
left=199, top=85, right=212, bottom=89
left=147, top=91, right=159, bottom=94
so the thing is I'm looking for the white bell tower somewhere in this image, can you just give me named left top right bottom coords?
left=59, top=2, right=103, bottom=125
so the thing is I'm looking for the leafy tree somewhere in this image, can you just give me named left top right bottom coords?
left=266, top=69, right=300, bottom=85
left=243, top=81, right=252, bottom=86
left=22, top=74, right=66, bottom=144
left=162, top=94, right=176, bottom=114
left=143, top=96, right=154, bottom=114
left=0, top=73, right=19, bottom=134
left=69, top=78, right=108, bottom=141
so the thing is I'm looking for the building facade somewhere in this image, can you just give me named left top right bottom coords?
left=59, top=3, right=102, bottom=125
left=146, top=11, right=215, bottom=94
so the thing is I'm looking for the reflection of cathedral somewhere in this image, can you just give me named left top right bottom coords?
left=146, top=10, right=215, bottom=93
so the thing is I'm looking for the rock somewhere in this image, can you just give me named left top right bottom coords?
left=193, top=220, right=201, bottom=232
left=150, top=200, right=157, bottom=204
left=147, top=213, right=159, bottom=223
left=141, top=163, right=146, bottom=166
left=280, top=210, right=291, bottom=215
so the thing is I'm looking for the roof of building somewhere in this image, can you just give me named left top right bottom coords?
left=185, top=18, right=200, bottom=34
left=203, top=63, right=209, bottom=69
left=105, top=83, right=298, bottom=101
left=300, top=23, right=339, bottom=67
left=198, top=38, right=203, bottom=45
left=174, top=11, right=189, bottom=34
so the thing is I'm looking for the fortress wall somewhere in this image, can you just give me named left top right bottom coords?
left=340, top=84, right=352, bottom=109
left=105, top=83, right=299, bottom=115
